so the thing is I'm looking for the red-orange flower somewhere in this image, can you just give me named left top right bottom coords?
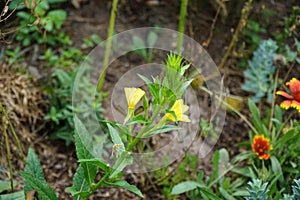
left=252, top=135, right=273, bottom=160
left=276, top=78, right=300, bottom=112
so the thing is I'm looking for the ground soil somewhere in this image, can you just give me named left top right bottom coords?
left=1, top=0, right=299, bottom=199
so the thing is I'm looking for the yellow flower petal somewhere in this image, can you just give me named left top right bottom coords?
left=166, top=99, right=190, bottom=122
left=124, top=87, right=145, bottom=109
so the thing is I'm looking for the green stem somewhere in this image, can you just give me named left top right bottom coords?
left=0, top=103, right=24, bottom=161
left=208, top=164, right=235, bottom=188
left=89, top=173, right=110, bottom=195
left=199, top=86, right=259, bottom=135
left=126, top=105, right=162, bottom=151
left=1, top=115, right=13, bottom=191
left=218, top=0, right=253, bottom=70
left=96, top=0, right=119, bottom=92
left=177, top=0, right=188, bottom=54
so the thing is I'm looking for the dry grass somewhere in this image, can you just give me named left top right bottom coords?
left=0, top=62, right=49, bottom=178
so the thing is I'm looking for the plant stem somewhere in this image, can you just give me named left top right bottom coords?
left=97, top=0, right=119, bottom=92
left=0, top=103, right=24, bottom=161
left=200, top=86, right=259, bottom=135
left=126, top=105, right=162, bottom=151
left=218, top=0, right=253, bottom=70
left=177, top=0, right=188, bottom=54
left=1, top=115, right=13, bottom=191
left=89, top=173, right=110, bottom=196
left=268, top=69, right=279, bottom=132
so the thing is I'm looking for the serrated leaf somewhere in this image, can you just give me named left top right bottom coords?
left=66, top=165, right=90, bottom=200
left=20, top=172, right=58, bottom=200
left=171, top=181, right=205, bottom=195
left=110, top=151, right=133, bottom=178
left=106, top=180, right=144, bottom=198
left=74, top=117, right=98, bottom=185
left=24, top=148, right=46, bottom=194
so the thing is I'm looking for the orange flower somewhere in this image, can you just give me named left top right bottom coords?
left=252, top=135, right=273, bottom=160
left=276, top=78, right=300, bottom=112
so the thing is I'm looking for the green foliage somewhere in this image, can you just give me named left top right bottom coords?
left=171, top=149, right=249, bottom=200
left=82, top=34, right=102, bottom=48
left=292, top=179, right=300, bottom=200
left=246, top=99, right=300, bottom=198
left=20, top=148, right=58, bottom=199
left=16, top=0, right=68, bottom=46
left=242, top=39, right=278, bottom=103
left=131, top=31, right=158, bottom=63
left=67, top=117, right=143, bottom=199
left=245, top=179, right=269, bottom=200
left=44, top=67, right=103, bottom=145
left=0, top=191, right=25, bottom=200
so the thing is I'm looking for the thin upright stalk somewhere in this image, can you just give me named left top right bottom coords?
left=0, top=103, right=24, bottom=161
left=1, top=115, right=13, bottom=191
left=218, top=0, right=253, bottom=70
left=97, top=0, right=119, bottom=91
left=177, top=0, right=188, bottom=54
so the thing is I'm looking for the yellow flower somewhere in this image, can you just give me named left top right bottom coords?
left=165, top=99, right=190, bottom=122
left=125, top=87, right=145, bottom=109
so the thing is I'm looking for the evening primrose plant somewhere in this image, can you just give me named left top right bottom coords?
left=65, top=53, right=193, bottom=199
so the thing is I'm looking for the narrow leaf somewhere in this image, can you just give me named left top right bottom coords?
left=171, top=181, right=204, bottom=195
left=107, top=124, right=125, bottom=151
left=110, top=151, right=133, bottom=178
left=106, top=180, right=144, bottom=198
left=143, top=125, right=182, bottom=138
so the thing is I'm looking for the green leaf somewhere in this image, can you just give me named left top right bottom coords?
left=200, top=188, right=223, bottom=200
left=110, top=151, right=133, bottom=178
left=219, top=187, right=237, bottom=200
left=0, top=181, right=17, bottom=193
left=270, top=156, right=284, bottom=182
left=248, top=99, right=262, bottom=133
left=107, top=124, right=125, bottom=151
left=74, top=117, right=98, bottom=185
left=78, top=158, right=108, bottom=171
left=0, top=191, right=25, bottom=200
left=20, top=172, right=58, bottom=200
left=66, top=165, right=90, bottom=200
left=171, top=181, right=205, bottom=195
left=47, top=10, right=67, bottom=29
left=147, top=31, right=158, bottom=47
left=207, top=150, right=220, bottom=185
left=143, top=125, right=182, bottom=138
left=106, top=180, right=144, bottom=198
left=24, top=148, right=47, bottom=194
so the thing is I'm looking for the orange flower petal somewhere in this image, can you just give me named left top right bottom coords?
left=291, top=100, right=300, bottom=112
left=286, top=78, right=300, bottom=94
left=276, top=91, right=293, bottom=99
left=280, top=100, right=292, bottom=110
left=252, top=135, right=271, bottom=160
